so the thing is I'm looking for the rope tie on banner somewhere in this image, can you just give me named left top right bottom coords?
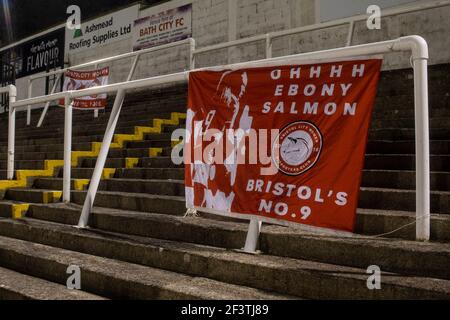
left=184, top=208, right=199, bottom=218
left=362, top=213, right=431, bottom=239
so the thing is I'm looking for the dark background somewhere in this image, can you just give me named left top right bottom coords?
left=0, top=0, right=167, bottom=46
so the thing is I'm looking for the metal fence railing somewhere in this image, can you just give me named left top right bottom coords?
left=2, top=36, right=431, bottom=245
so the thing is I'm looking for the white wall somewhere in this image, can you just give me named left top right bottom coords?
left=318, top=0, right=418, bottom=22
left=12, top=0, right=450, bottom=102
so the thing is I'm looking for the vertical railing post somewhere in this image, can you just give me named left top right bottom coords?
left=27, top=78, right=32, bottom=126
left=189, top=38, right=196, bottom=70
left=94, top=63, right=99, bottom=119
left=37, top=73, right=62, bottom=128
left=7, top=85, right=17, bottom=180
left=77, top=89, right=125, bottom=228
left=78, top=54, right=140, bottom=228
left=346, top=21, right=355, bottom=47
left=63, top=95, right=73, bottom=203
left=413, top=56, right=430, bottom=241
left=242, top=219, right=262, bottom=254
left=265, top=34, right=272, bottom=59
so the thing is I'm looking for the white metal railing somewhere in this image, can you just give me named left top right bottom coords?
left=4, top=36, right=430, bottom=246
left=0, top=85, right=17, bottom=180
left=25, top=38, right=196, bottom=127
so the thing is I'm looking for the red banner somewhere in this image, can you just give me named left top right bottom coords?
left=59, top=67, right=109, bottom=109
left=185, top=58, right=382, bottom=232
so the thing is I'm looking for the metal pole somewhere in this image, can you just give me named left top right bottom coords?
left=346, top=21, right=355, bottom=47
left=7, top=85, right=17, bottom=180
left=78, top=55, right=139, bottom=228
left=63, top=96, right=73, bottom=202
left=413, top=57, right=430, bottom=241
left=78, top=89, right=126, bottom=228
left=242, top=219, right=262, bottom=253
left=265, top=34, right=272, bottom=59
left=94, top=64, right=99, bottom=119
left=189, top=38, right=196, bottom=70
left=27, top=79, right=32, bottom=126
left=37, top=73, right=62, bottom=127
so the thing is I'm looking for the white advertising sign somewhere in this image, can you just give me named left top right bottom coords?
left=132, top=4, right=192, bottom=51
left=65, top=5, right=139, bottom=54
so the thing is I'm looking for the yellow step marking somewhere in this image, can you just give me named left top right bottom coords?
left=11, top=203, right=30, bottom=219
left=43, top=191, right=62, bottom=204
left=0, top=112, right=186, bottom=192
left=0, top=160, right=64, bottom=190
left=126, top=158, right=139, bottom=169
left=102, top=168, right=116, bottom=179
left=149, top=148, right=163, bottom=158
left=74, top=179, right=90, bottom=191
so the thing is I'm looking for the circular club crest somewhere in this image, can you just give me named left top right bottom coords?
left=272, top=121, right=323, bottom=176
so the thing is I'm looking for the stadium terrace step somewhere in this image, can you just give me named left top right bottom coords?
left=33, top=178, right=185, bottom=197
left=356, top=209, right=450, bottom=242
left=0, top=234, right=289, bottom=300
left=359, top=187, right=450, bottom=213
left=364, top=154, right=450, bottom=171
left=113, top=168, right=184, bottom=180
left=0, top=266, right=106, bottom=300
left=5, top=189, right=63, bottom=204
left=362, top=170, right=450, bottom=191
left=366, top=140, right=450, bottom=155
left=368, top=128, right=450, bottom=140
left=70, top=190, right=186, bottom=215
left=0, top=218, right=448, bottom=299
left=79, top=156, right=181, bottom=169
left=23, top=203, right=450, bottom=281
left=370, top=118, right=450, bottom=129
left=372, top=107, right=450, bottom=119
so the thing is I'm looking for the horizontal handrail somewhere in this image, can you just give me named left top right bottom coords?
left=29, top=38, right=195, bottom=81
left=2, top=35, right=431, bottom=242
left=0, top=85, right=16, bottom=95
left=12, top=36, right=427, bottom=110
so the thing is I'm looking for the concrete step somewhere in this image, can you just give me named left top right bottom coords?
left=5, top=189, right=62, bottom=204
left=0, top=134, right=104, bottom=149
left=372, top=108, right=450, bottom=120
left=3, top=118, right=185, bottom=142
left=369, top=128, right=450, bottom=140
left=5, top=98, right=186, bottom=128
left=362, top=170, right=450, bottom=191
left=25, top=203, right=450, bottom=282
left=0, top=145, right=173, bottom=162
left=0, top=133, right=174, bottom=156
left=68, top=167, right=184, bottom=180
left=17, top=177, right=450, bottom=242
left=33, top=178, right=185, bottom=197
left=0, top=160, right=61, bottom=171
left=0, top=233, right=290, bottom=300
left=370, top=118, right=450, bottom=130
left=0, top=218, right=449, bottom=299
left=365, top=154, right=450, bottom=171
left=70, top=190, right=186, bottom=215
left=0, top=121, right=182, bottom=145
left=79, top=156, right=181, bottom=169
left=355, top=209, right=450, bottom=242
left=359, top=187, right=450, bottom=214
left=366, top=140, right=450, bottom=155
left=0, top=265, right=106, bottom=300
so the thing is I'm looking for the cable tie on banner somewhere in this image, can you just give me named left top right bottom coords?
left=362, top=213, right=431, bottom=239
left=184, top=208, right=199, bottom=218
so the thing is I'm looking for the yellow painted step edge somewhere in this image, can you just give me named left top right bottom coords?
left=0, top=112, right=185, bottom=191
left=11, top=203, right=30, bottom=219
